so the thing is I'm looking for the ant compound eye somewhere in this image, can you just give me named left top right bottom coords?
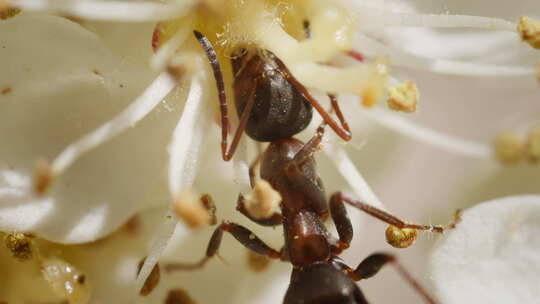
left=385, top=225, right=418, bottom=248
left=41, top=258, right=91, bottom=304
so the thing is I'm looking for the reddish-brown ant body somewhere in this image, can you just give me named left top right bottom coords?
left=168, top=30, right=458, bottom=304
left=193, top=30, right=351, bottom=161
left=167, top=123, right=455, bottom=304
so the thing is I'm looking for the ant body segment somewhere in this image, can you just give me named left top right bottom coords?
left=193, top=30, right=351, bottom=161
left=167, top=124, right=458, bottom=304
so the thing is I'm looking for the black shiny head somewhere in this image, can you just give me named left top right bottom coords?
left=283, top=263, right=368, bottom=304
left=232, top=49, right=313, bottom=142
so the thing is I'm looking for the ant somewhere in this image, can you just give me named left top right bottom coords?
left=166, top=124, right=459, bottom=304
left=193, top=30, right=351, bottom=161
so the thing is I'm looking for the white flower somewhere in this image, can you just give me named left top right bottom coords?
left=431, top=195, right=540, bottom=304
left=0, top=0, right=539, bottom=303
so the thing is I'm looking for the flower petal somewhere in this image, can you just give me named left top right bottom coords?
left=430, top=195, right=540, bottom=303
left=0, top=14, right=183, bottom=243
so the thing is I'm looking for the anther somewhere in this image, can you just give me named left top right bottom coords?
left=387, top=81, right=419, bottom=113
left=4, top=232, right=33, bottom=261
left=243, top=180, right=282, bottom=220
left=494, top=131, right=525, bottom=165
left=138, top=257, right=161, bottom=296
left=246, top=250, right=271, bottom=273
left=173, top=188, right=213, bottom=229
left=0, top=0, right=20, bottom=20
left=34, top=159, right=54, bottom=195
left=165, top=288, right=198, bottom=304
left=517, top=16, right=540, bottom=50
left=385, top=225, right=418, bottom=248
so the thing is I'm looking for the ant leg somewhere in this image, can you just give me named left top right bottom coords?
left=275, top=63, right=351, bottom=141
left=236, top=194, right=282, bottom=227
left=165, top=221, right=281, bottom=272
left=336, top=192, right=461, bottom=234
left=352, top=253, right=439, bottom=304
left=329, top=193, right=353, bottom=252
left=193, top=30, right=259, bottom=161
left=279, top=126, right=328, bottom=219
left=328, top=94, right=351, bottom=135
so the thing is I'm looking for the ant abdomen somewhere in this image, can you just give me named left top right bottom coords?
left=284, top=263, right=368, bottom=304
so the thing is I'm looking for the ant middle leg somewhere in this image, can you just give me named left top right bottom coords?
left=334, top=192, right=461, bottom=235
left=329, top=193, right=353, bottom=252
left=165, top=221, right=281, bottom=272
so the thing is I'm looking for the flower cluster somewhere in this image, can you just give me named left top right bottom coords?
left=0, top=0, right=539, bottom=303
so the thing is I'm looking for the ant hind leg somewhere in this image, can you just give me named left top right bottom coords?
left=353, top=253, right=439, bottom=304
left=165, top=222, right=281, bottom=272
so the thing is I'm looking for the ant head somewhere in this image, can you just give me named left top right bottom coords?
left=284, top=263, right=368, bottom=304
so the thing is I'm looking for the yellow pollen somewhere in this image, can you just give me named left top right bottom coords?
left=387, top=81, right=419, bottom=113
left=494, top=131, right=525, bottom=165
left=0, top=0, right=21, bottom=20
left=4, top=232, right=33, bottom=261
left=517, top=16, right=540, bottom=50
left=34, top=159, right=54, bottom=196
left=173, top=188, right=213, bottom=229
left=385, top=225, right=418, bottom=248
left=244, top=180, right=282, bottom=219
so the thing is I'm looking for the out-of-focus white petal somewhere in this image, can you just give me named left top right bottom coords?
left=430, top=195, right=540, bottom=304
left=0, top=14, right=184, bottom=243
left=12, top=0, right=195, bottom=22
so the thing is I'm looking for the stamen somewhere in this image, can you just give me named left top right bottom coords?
left=48, top=72, right=177, bottom=191
left=517, top=16, right=540, bottom=50
left=249, top=11, right=385, bottom=95
left=355, top=6, right=515, bottom=31
left=243, top=180, right=282, bottom=219
left=151, top=26, right=191, bottom=70
left=362, top=107, right=492, bottom=158
left=233, top=138, right=251, bottom=194
left=0, top=0, right=21, bottom=19
left=168, top=75, right=206, bottom=197
left=356, top=34, right=536, bottom=76
left=494, top=131, right=525, bottom=165
left=387, top=81, right=419, bottom=113
left=136, top=75, right=207, bottom=298
left=173, top=188, right=213, bottom=229
left=324, top=143, right=386, bottom=210
left=11, top=0, right=195, bottom=22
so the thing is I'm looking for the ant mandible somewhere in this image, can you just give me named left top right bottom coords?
left=193, top=30, right=351, bottom=161
left=166, top=124, right=459, bottom=304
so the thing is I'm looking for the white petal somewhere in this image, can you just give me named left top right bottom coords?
left=12, top=0, right=195, bottom=22
left=0, top=14, right=182, bottom=243
left=430, top=195, right=540, bottom=304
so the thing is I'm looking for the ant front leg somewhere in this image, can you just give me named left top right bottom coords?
left=166, top=222, right=281, bottom=272
left=193, top=30, right=260, bottom=161
left=333, top=192, right=462, bottom=248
